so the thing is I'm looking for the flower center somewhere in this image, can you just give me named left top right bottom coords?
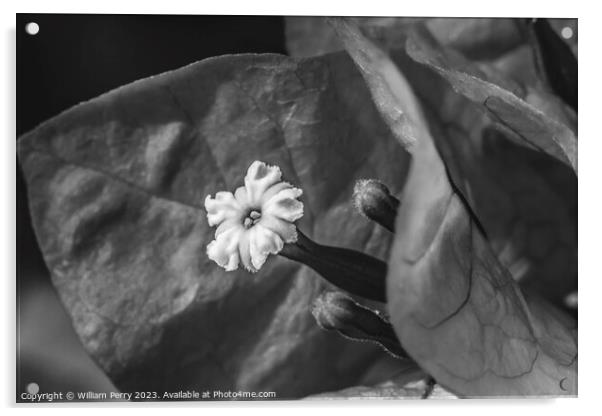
left=243, top=210, right=262, bottom=229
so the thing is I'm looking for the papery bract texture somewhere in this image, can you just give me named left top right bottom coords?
left=331, top=18, right=577, bottom=397
left=18, top=52, right=410, bottom=397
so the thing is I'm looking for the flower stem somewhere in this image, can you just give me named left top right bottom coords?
left=280, top=230, right=387, bottom=302
left=421, top=377, right=437, bottom=399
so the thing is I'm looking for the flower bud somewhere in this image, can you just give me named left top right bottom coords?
left=311, top=291, right=409, bottom=359
left=353, top=179, right=400, bottom=232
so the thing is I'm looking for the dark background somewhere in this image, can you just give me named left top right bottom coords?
left=17, top=13, right=287, bottom=398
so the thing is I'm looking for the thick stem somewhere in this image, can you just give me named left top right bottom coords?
left=421, top=377, right=437, bottom=399
left=280, top=230, right=387, bottom=302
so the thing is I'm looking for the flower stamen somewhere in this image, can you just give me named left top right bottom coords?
left=243, top=210, right=262, bottom=229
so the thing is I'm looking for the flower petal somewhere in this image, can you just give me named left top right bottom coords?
left=260, top=181, right=294, bottom=204
left=244, top=161, right=283, bottom=206
left=204, top=191, right=242, bottom=227
left=237, top=230, right=255, bottom=272
left=259, top=214, right=298, bottom=243
left=215, top=218, right=242, bottom=237
left=249, top=224, right=285, bottom=270
left=234, top=185, right=249, bottom=207
left=206, top=226, right=243, bottom=271
left=262, top=187, right=304, bottom=222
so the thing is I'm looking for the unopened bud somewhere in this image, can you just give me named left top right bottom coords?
left=353, top=179, right=400, bottom=232
left=311, top=291, right=409, bottom=359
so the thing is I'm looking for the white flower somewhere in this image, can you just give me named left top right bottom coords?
left=205, top=161, right=304, bottom=272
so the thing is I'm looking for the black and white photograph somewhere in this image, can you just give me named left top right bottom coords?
left=14, top=10, right=580, bottom=404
